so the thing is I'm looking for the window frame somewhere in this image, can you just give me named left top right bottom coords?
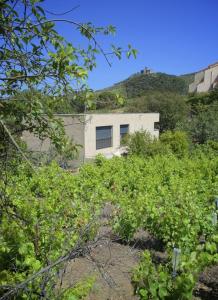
left=120, top=124, right=129, bottom=142
left=154, top=122, right=160, bottom=131
left=96, top=125, right=113, bottom=150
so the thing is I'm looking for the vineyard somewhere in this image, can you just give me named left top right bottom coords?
left=0, top=1, right=217, bottom=299
left=0, top=146, right=218, bottom=299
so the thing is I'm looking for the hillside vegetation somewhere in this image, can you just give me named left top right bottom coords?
left=102, top=72, right=194, bottom=98
left=91, top=72, right=194, bottom=133
left=95, top=73, right=218, bottom=141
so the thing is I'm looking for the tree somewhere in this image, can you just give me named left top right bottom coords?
left=0, top=1, right=137, bottom=96
left=179, top=108, right=218, bottom=144
left=187, top=87, right=218, bottom=112
left=0, top=0, right=137, bottom=159
left=178, top=88, right=218, bottom=143
left=95, top=91, right=125, bottom=110
left=126, top=91, right=189, bottom=132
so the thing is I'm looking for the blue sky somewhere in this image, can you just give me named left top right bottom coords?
left=43, top=0, right=218, bottom=90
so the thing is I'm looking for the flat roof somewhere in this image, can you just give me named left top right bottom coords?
left=53, top=113, right=159, bottom=116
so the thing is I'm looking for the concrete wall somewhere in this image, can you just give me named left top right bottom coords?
left=23, top=113, right=159, bottom=164
left=197, top=65, right=218, bottom=92
left=197, top=68, right=211, bottom=92
left=59, top=115, right=85, bottom=166
left=189, top=64, right=218, bottom=93
left=84, top=113, right=159, bottom=159
left=189, top=71, right=204, bottom=93
left=22, top=115, right=85, bottom=166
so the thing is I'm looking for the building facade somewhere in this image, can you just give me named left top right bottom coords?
left=23, top=113, right=159, bottom=166
left=189, top=62, right=218, bottom=93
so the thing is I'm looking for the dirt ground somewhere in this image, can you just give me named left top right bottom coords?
left=64, top=238, right=140, bottom=299
left=63, top=203, right=141, bottom=300
left=195, top=265, right=218, bottom=300
left=62, top=203, right=218, bottom=300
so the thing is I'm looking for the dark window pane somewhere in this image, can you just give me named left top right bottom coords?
left=96, top=126, right=112, bottom=149
left=120, top=124, right=129, bottom=140
left=154, top=122, right=159, bottom=130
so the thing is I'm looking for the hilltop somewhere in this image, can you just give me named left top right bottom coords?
left=93, top=71, right=195, bottom=132
left=99, top=71, right=194, bottom=98
left=51, top=69, right=196, bottom=133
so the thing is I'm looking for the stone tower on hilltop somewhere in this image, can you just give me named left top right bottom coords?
left=140, top=66, right=155, bottom=75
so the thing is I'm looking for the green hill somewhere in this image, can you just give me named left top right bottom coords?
left=100, top=72, right=194, bottom=98
left=94, top=71, right=195, bottom=132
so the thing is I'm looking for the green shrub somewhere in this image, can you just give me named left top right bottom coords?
left=132, top=240, right=218, bottom=300
left=160, top=131, right=190, bottom=158
left=0, top=162, right=102, bottom=298
left=123, top=130, right=189, bottom=158
left=122, top=130, right=160, bottom=157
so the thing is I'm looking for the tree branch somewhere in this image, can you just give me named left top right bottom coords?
left=45, top=5, right=80, bottom=16
left=0, top=120, right=35, bottom=171
left=23, top=19, right=112, bottom=67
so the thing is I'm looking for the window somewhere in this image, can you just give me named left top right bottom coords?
left=154, top=122, right=159, bottom=131
left=96, top=126, right=112, bottom=149
left=120, top=124, right=129, bottom=141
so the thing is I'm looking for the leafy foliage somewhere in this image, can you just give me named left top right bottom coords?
left=159, top=131, right=190, bottom=158
left=0, top=162, right=105, bottom=298
left=132, top=238, right=218, bottom=300
left=0, top=144, right=218, bottom=298
left=61, top=276, right=95, bottom=300
left=95, top=91, right=125, bottom=110
left=123, top=130, right=190, bottom=158
left=0, top=2, right=217, bottom=299
left=121, top=130, right=158, bottom=157
left=126, top=91, right=189, bottom=132
left=0, top=0, right=137, bottom=160
left=0, top=1, right=136, bottom=97
left=178, top=88, right=218, bottom=143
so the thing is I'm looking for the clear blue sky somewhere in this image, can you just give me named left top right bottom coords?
left=43, top=0, right=218, bottom=90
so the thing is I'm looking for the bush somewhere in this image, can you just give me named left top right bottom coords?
left=160, top=131, right=190, bottom=158
left=122, top=130, right=159, bottom=157
left=123, top=130, right=190, bottom=158
left=0, top=162, right=101, bottom=298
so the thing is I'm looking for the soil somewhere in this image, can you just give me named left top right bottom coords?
left=62, top=203, right=218, bottom=300
left=195, top=265, right=218, bottom=300
left=62, top=203, right=141, bottom=299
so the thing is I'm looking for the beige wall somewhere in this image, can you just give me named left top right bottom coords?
left=23, top=113, right=159, bottom=164
left=197, top=65, right=218, bottom=92
left=189, top=64, right=218, bottom=93
left=60, top=115, right=85, bottom=165
left=189, top=71, right=204, bottom=93
left=22, top=115, right=85, bottom=166
left=84, top=113, right=159, bottom=159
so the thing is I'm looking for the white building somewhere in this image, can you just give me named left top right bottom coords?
left=23, top=113, right=159, bottom=166
left=189, top=62, right=218, bottom=93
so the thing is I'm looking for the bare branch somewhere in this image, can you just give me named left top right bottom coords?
left=0, top=120, right=35, bottom=171
left=45, top=5, right=80, bottom=16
